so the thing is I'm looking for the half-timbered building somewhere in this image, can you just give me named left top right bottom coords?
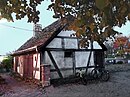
left=12, top=19, right=107, bottom=86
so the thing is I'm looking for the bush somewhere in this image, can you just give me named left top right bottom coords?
left=2, top=56, right=13, bottom=72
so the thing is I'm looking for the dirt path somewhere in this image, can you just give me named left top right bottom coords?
left=0, top=64, right=130, bottom=97
left=0, top=73, right=43, bottom=97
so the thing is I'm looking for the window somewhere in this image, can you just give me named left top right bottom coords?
left=64, top=51, right=73, bottom=57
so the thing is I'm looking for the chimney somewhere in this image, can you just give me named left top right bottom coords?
left=33, top=24, right=42, bottom=37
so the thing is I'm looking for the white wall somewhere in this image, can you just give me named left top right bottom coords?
left=42, top=30, right=102, bottom=79
left=44, top=51, right=73, bottom=79
left=47, top=38, right=62, bottom=48
left=43, top=50, right=95, bottom=79
left=75, top=52, right=94, bottom=67
left=47, top=30, right=102, bottom=49
left=64, top=38, right=78, bottom=49
left=47, top=30, right=78, bottom=49
left=33, top=53, right=40, bottom=80
left=75, top=51, right=94, bottom=73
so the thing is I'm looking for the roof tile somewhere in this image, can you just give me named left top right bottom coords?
left=16, top=19, right=63, bottom=52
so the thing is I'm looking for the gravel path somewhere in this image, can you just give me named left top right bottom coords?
left=0, top=64, right=130, bottom=97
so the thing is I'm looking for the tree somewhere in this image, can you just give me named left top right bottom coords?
left=2, top=56, right=13, bottom=72
left=113, top=36, right=129, bottom=57
left=0, top=0, right=43, bottom=23
left=1, top=0, right=130, bottom=46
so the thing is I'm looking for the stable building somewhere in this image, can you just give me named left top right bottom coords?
left=12, top=19, right=107, bottom=86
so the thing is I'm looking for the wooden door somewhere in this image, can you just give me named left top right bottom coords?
left=94, top=51, right=104, bottom=68
left=23, top=55, right=33, bottom=78
left=27, top=55, right=33, bottom=78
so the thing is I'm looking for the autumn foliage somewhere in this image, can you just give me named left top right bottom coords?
left=113, top=36, right=128, bottom=49
left=1, top=0, right=130, bottom=46
left=113, top=36, right=130, bottom=57
left=48, top=0, right=130, bottom=45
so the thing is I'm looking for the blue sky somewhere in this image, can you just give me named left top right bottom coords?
left=114, top=21, right=130, bottom=36
left=0, top=1, right=130, bottom=55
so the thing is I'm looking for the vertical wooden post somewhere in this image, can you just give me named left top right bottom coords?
left=72, top=52, right=76, bottom=75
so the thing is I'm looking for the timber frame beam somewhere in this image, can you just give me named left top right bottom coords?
left=47, top=50, right=63, bottom=79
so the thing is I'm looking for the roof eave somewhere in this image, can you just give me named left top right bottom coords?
left=12, top=46, right=37, bottom=56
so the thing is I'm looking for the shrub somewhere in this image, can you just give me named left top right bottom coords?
left=2, top=56, right=13, bottom=72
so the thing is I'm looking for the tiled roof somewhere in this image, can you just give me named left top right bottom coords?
left=12, top=16, right=107, bottom=55
left=14, top=19, right=65, bottom=54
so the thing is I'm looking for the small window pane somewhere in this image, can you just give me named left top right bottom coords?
left=64, top=51, right=73, bottom=57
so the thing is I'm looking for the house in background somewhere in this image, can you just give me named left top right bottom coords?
left=12, top=19, right=107, bottom=86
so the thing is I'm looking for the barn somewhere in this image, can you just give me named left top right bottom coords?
left=12, top=19, right=107, bottom=86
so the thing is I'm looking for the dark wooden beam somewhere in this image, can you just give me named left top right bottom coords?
left=39, top=24, right=67, bottom=51
left=61, top=38, right=65, bottom=49
left=72, top=52, right=76, bottom=75
left=47, top=50, right=63, bottom=79
left=85, top=50, right=93, bottom=73
left=50, top=67, right=73, bottom=72
left=50, top=66, right=96, bottom=72
left=56, top=36, right=78, bottom=39
left=45, top=48, right=104, bottom=51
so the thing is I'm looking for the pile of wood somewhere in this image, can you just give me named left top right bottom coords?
left=9, top=72, right=23, bottom=81
left=23, top=77, right=41, bottom=87
left=10, top=72, right=41, bottom=87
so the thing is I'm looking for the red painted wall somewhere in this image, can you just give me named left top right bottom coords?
left=23, top=55, right=33, bottom=78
